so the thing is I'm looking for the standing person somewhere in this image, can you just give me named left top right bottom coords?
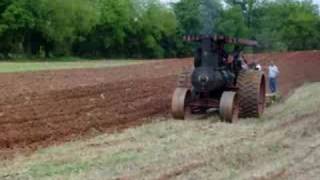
left=239, top=52, right=249, bottom=70
left=268, top=61, right=280, bottom=93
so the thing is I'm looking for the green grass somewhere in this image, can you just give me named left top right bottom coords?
left=0, top=60, right=144, bottom=73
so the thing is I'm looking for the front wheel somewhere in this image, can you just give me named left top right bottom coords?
left=219, top=91, right=239, bottom=123
left=171, top=88, right=191, bottom=120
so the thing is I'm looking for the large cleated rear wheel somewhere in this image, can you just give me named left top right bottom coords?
left=219, top=91, right=239, bottom=123
left=237, top=70, right=266, bottom=118
left=171, top=88, right=191, bottom=119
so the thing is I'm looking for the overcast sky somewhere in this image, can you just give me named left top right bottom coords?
left=313, top=0, right=320, bottom=6
left=161, top=0, right=320, bottom=7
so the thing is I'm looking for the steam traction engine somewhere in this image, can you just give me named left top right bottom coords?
left=171, top=35, right=266, bottom=122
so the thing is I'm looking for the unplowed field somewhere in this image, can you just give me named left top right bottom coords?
left=0, top=51, right=319, bottom=155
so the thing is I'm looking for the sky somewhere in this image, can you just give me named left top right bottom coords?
left=160, top=0, right=178, bottom=3
left=161, top=0, right=320, bottom=7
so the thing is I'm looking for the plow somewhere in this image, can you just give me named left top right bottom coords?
left=171, top=35, right=266, bottom=122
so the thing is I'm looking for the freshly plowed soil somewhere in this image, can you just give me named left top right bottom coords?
left=0, top=51, right=320, bottom=155
left=0, top=60, right=191, bottom=154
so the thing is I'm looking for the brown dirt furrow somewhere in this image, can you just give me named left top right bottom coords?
left=0, top=75, right=177, bottom=152
left=0, top=59, right=191, bottom=99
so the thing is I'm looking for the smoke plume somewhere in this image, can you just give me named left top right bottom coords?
left=199, top=0, right=221, bottom=34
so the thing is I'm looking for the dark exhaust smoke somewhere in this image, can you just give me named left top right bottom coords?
left=199, top=0, right=221, bottom=34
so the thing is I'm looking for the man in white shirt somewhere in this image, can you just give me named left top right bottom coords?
left=239, top=55, right=249, bottom=70
left=268, top=61, right=280, bottom=93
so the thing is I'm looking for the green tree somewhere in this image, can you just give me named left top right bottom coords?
left=0, top=0, right=319, bottom=59
left=0, top=0, right=98, bottom=57
left=78, top=0, right=178, bottom=58
left=174, top=0, right=222, bottom=34
left=225, top=0, right=259, bottom=28
left=253, top=0, right=320, bottom=51
left=174, top=0, right=201, bottom=34
left=216, top=5, right=250, bottom=38
left=280, top=0, right=320, bottom=50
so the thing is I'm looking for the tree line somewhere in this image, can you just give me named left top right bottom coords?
left=0, top=0, right=319, bottom=59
